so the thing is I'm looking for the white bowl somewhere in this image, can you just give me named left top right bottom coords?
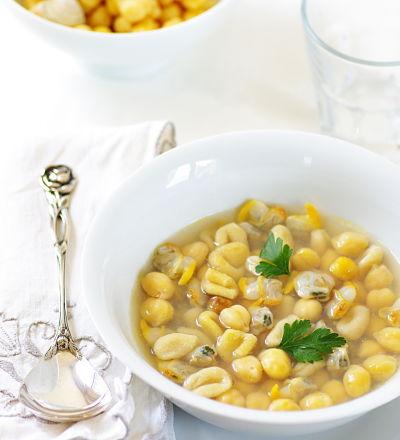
left=82, top=130, right=400, bottom=436
left=5, top=0, right=232, bottom=77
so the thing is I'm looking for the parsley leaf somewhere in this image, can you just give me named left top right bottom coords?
left=278, top=320, right=347, bottom=363
left=255, top=232, right=293, bottom=278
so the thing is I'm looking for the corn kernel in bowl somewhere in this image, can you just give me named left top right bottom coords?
left=22, top=0, right=220, bottom=32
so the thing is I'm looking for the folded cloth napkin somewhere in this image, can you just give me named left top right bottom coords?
left=0, top=122, right=177, bottom=440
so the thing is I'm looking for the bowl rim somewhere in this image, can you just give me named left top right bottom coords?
left=7, top=0, right=232, bottom=38
left=82, top=129, right=400, bottom=426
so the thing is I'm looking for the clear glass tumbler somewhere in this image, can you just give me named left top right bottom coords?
left=302, top=0, right=400, bottom=150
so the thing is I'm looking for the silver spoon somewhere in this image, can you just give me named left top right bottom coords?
left=19, top=165, right=112, bottom=422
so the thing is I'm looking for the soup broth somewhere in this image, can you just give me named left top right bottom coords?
left=132, top=200, right=400, bottom=411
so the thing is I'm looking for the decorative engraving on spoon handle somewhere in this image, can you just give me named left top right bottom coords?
left=40, top=165, right=81, bottom=360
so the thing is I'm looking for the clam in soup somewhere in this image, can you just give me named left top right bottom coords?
left=134, top=200, right=400, bottom=411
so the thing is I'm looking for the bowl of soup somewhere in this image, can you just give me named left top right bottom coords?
left=82, top=130, right=400, bottom=435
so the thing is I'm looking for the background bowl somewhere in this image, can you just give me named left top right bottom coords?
left=5, top=0, right=232, bottom=77
left=82, top=130, right=400, bottom=435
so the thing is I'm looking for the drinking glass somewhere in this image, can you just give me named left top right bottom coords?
left=302, top=0, right=400, bottom=149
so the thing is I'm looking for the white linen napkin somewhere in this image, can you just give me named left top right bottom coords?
left=0, top=121, right=177, bottom=440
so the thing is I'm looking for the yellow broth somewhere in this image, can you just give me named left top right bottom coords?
left=132, top=201, right=400, bottom=411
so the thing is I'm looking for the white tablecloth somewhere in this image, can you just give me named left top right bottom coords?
left=1, top=1, right=399, bottom=439
left=0, top=0, right=317, bottom=147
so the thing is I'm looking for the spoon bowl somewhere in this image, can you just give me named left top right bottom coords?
left=19, top=352, right=112, bottom=422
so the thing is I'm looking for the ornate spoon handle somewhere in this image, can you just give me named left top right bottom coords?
left=40, top=165, right=81, bottom=360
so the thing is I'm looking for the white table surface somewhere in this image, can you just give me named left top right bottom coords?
left=0, top=0, right=318, bottom=149
left=1, top=1, right=399, bottom=439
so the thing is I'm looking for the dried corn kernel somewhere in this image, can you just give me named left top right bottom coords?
left=183, top=8, right=203, bottom=19
left=216, top=388, right=245, bottom=406
left=79, top=0, right=101, bottom=13
left=93, top=27, right=110, bottom=34
left=160, top=2, right=182, bottom=21
left=118, top=0, right=153, bottom=23
left=286, top=203, right=322, bottom=232
left=259, top=349, right=291, bottom=380
left=363, top=354, right=397, bottom=382
left=106, top=0, right=120, bottom=14
left=364, top=265, right=394, bottom=291
left=23, top=0, right=42, bottom=8
left=158, top=359, right=196, bottom=384
left=293, top=360, right=325, bottom=377
left=279, top=377, right=316, bottom=402
left=300, top=392, right=333, bottom=410
left=265, top=314, right=298, bottom=347
left=269, top=383, right=280, bottom=400
left=358, top=245, right=384, bottom=278
left=269, top=398, right=300, bottom=411
left=320, top=249, right=339, bottom=272
left=87, top=5, right=112, bottom=27
left=33, top=0, right=85, bottom=25
left=329, top=256, right=358, bottom=281
left=178, top=256, right=196, bottom=285
left=270, top=224, right=294, bottom=248
left=232, top=355, right=263, bottom=384
left=75, top=23, right=92, bottom=30
left=379, top=298, right=400, bottom=327
left=321, top=380, right=348, bottom=404
left=181, top=0, right=216, bottom=10
left=291, top=248, right=320, bottom=271
left=366, top=288, right=396, bottom=311
left=140, top=297, right=174, bottom=327
left=182, top=241, right=209, bottom=266
left=246, top=392, right=271, bottom=410
left=325, top=284, right=357, bottom=320
left=140, top=319, right=170, bottom=346
left=131, top=17, right=159, bottom=31
left=374, top=327, right=400, bottom=352
left=237, top=199, right=268, bottom=225
left=113, top=16, right=132, bottom=32
left=141, top=271, right=175, bottom=299
left=357, top=339, right=384, bottom=358
left=293, top=299, right=322, bottom=321
left=153, top=243, right=183, bottom=279
left=331, top=231, right=369, bottom=258
left=343, top=365, right=371, bottom=397
left=207, top=296, right=232, bottom=314
left=311, top=369, right=330, bottom=388
left=310, top=229, right=331, bottom=256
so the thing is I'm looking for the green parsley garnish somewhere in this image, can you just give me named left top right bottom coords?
left=278, top=320, right=346, bottom=363
left=255, top=232, right=293, bottom=278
